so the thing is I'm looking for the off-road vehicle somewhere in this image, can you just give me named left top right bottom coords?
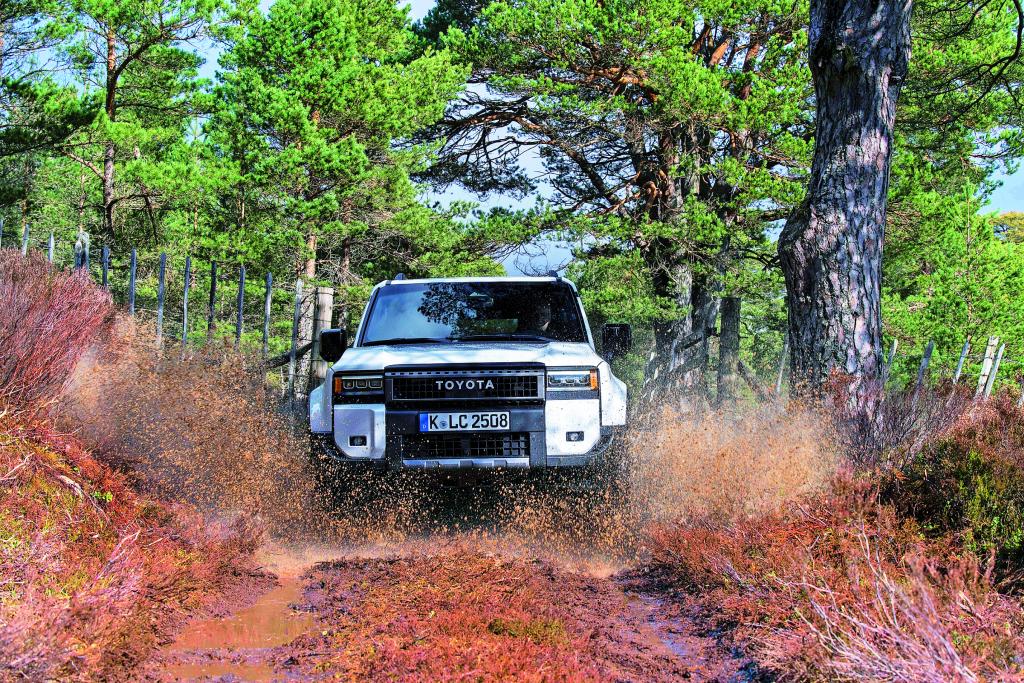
left=308, top=275, right=631, bottom=473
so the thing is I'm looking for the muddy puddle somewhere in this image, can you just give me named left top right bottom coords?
left=158, top=578, right=315, bottom=682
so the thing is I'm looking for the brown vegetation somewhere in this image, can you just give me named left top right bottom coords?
left=0, top=253, right=267, bottom=681
left=637, top=393, right=1024, bottom=682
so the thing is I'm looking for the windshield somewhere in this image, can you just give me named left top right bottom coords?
left=360, top=282, right=588, bottom=345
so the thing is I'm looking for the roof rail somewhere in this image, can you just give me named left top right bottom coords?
left=393, top=272, right=406, bottom=280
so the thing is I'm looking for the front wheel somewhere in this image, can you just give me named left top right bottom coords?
left=307, top=434, right=391, bottom=510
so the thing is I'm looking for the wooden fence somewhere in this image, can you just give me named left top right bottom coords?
left=7, top=222, right=333, bottom=398
left=7, top=220, right=1024, bottom=404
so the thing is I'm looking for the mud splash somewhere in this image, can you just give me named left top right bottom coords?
left=60, top=319, right=834, bottom=563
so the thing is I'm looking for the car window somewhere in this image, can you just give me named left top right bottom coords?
left=361, top=282, right=587, bottom=344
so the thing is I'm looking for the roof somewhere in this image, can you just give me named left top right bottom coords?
left=375, top=275, right=576, bottom=288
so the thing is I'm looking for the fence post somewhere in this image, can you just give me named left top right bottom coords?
left=914, top=340, right=934, bottom=392
left=156, top=252, right=167, bottom=348
left=235, top=265, right=246, bottom=350
left=984, top=343, right=1005, bottom=399
left=263, top=273, right=272, bottom=357
left=774, top=335, right=789, bottom=396
left=101, top=246, right=110, bottom=288
left=206, top=261, right=217, bottom=343
left=1018, top=379, right=1024, bottom=408
left=882, top=338, right=899, bottom=384
left=0, top=217, right=4, bottom=248
left=128, top=249, right=137, bottom=315
left=287, top=279, right=303, bottom=398
left=310, top=286, right=334, bottom=387
left=953, top=338, right=970, bottom=384
left=47, top=232, right=54, bottom=263
left=180, top=255, right=191, bottom=358
left=21, top=222, right=28, bottom=255
left=976, top=336, right=999, bottom=398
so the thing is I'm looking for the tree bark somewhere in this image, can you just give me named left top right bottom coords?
left=717, top=296, right=741, bottom=404
left=102, top=25, right=117, bottom=237
left=641, top=259, right=718, bottom=413
left=778, top=0, right=911, bottom=417
left=296, top=232, right=318, bottom=394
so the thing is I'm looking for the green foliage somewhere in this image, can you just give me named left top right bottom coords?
left=1, top=0, right=1023, bottom=384
left=889, top=402, right=1024, bottom=577
left=883, top=154, right=1024, bottom=386
left=998, top=212, right=1024, bottom=243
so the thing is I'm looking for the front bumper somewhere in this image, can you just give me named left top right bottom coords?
left=314, top=403, right=614, bottom=470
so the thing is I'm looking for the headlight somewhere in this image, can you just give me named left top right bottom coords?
left=547, top=369, right=598, bottom=390
left=333, top=373, right=384, bottom=403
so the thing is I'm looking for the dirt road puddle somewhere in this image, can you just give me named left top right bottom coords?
left=158, top=578, right=315, bottom=682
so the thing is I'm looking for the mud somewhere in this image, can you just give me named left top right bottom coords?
left=61, top=336, right=830, bottom=681
left=146, top=542, right=757, bottom=682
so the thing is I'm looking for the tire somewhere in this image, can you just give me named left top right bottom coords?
left=308, top=434, right=391, bottom=511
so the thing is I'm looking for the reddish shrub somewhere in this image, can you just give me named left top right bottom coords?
left=639, top=478, right=1024, bottom=681
left=0, top=410, right=266, bottom=682
left=0, top=250, right=114, bottom=412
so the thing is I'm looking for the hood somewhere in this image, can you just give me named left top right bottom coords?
left=333, top=342, right=602, bottom=372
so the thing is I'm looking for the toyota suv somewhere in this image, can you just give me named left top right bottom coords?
left=308, top=275, right=631, bottom=473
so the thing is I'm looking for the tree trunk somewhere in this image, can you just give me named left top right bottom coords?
left=777, top=0, right=911, bottom=418
left=717, top=296, right=741, bottom=404
left=102, top=26, right=117, bottom=237
left=296, top=232, right=318, bottom=395
left=642, top=259, right=718, bottom=413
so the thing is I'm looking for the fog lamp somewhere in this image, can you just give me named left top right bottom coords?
left=566, top=431, right=584, bottom=442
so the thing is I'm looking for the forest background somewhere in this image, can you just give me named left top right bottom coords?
left=3, top=0, right=1023, bottom=398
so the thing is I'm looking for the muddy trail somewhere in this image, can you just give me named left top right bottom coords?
left=146, top=544, right=753, bottom=682
left=58, top=341, right=827, bottom=682
left=136, top=469, right=770, bottom=682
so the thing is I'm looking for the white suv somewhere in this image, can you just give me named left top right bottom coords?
left=308, top=276, right=631, bottom=471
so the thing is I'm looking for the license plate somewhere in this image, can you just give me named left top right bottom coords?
left=419, top=411, right=510, bottom=432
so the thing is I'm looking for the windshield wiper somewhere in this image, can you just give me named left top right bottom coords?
left=362, top=337, right=453, bottom=346
left=452, top=334, right=553, bottom=343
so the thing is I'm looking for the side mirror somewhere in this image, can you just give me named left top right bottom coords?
left=601, top=323, right=632, bottom=360
left=319, top=328, right=347, bottom=363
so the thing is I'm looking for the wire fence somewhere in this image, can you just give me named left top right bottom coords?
left=6, top=222, right=336, bottom=398
left=8, top=219, right=1024, bottom=405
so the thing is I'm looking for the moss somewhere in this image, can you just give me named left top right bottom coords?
left=487, top=617, right=568, bottom=645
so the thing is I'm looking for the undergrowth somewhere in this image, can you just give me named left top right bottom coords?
left=0, top=251, right=265, bottom=681
left=639, top=390, right=1024, bottom=682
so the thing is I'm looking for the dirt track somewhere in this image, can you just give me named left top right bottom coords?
left=149, top=547, right=754, bottom=682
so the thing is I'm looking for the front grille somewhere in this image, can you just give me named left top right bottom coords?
left=400, top=432, right=531, bottom=460
left=388, top=369, right=543, bottom=402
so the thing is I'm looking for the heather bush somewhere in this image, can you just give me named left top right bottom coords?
left=0, top=413, right=266, bottom=682
left=0, top=250, right=267, bottom=681
left=640, top=480, right=1024, bottom=681
left=0, top=250, right=114, bottom=411
left=884, top=397, right=1024, bottom=581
